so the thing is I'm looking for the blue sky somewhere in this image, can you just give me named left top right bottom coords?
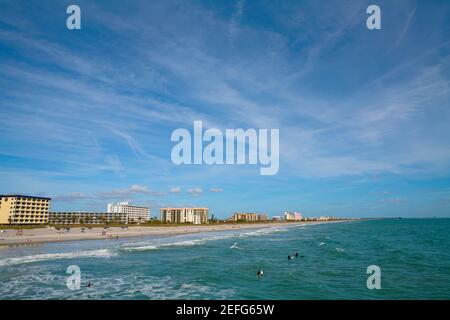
left=0, top=0, right=449, bottom=218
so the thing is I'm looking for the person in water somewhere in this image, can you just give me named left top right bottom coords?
left=86, top=282, right=93, bottom=288
left=288, top=255, right=293, bottom=260
left=257, top=270, right=264, bottom=277
left=295, top=253, right=299, bottom=258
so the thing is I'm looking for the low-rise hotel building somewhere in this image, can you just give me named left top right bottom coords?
left=160, top=208, right=209, bottom=224
left=107, top=202, right=150, bottom=223
left=0, top=195, right=51, bottom=225
left=49, top=211, right=128, bottom=225
left=231, top=212, right=268, bottom=222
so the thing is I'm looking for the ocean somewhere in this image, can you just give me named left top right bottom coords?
left=0, top=219, right=449, bottom=300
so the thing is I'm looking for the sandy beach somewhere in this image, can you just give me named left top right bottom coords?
left=0, top=221, right=343, bottom=247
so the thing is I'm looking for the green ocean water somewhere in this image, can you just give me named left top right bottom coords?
left=0, top=219, right=449, bottom=299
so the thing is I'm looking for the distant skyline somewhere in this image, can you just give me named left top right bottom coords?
left=1, top=0, right=450, bottom=218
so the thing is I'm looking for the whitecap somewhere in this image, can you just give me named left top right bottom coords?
left=122, top=239, right=205, bottom=252
left=122, top=227, right=288, bottom=252
left=0, top=272, right=235, bottom=300
left=0, top=249, right=115, bottom=267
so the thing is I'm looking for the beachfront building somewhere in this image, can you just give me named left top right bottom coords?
left=231, top=212, right=268, bottom=222
left=319, top=216, right=336, bottom=221
left=160, top=208, right=209, bottom=224
left=0, top=195, right=51, bottom=225
left=107, top=202, right=150, bottom=223
left=49, top=211, right=128, bottom=225
left=284, top=212, right=295, bottom=221
left=284, top=212, right=303, bottom=221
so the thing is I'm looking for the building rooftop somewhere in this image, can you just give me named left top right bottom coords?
left=108, top=202, right=149, bottom=209
left=160, top=207, right=209, bottom=210
left=0, top=195, right=51, bottom=200
left=50, top=211, right=113, bottom=214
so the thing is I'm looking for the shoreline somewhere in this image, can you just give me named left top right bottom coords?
left=0, top=221, right=350, bottom=247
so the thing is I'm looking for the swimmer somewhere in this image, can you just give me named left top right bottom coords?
left=257, top=270, right=264, bottom=277
left=295, top=252, right=299, bottom=258
left=85, top=282, right=93, bottom=288
left=288, top=255, right=294, bottom=260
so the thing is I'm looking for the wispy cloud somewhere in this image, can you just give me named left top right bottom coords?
left=52, top=193, right=91, bottom=202
left=380, top=197, right=407, bottom=204
left=169, top=187, right=182, bottom=194
left=96, top=185, right=166, bottom=198
left=229, top=0, right=245, bottom=40
left=394, top=7, right=417, bottom=49
left=187, top=188, right=203, bottom=197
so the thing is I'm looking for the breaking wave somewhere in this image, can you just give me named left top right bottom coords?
left=0, top=249, right=115, bottom=267
left=122, top=227, right=288, bottom=252
left=0, top=271, right=234, bottom=300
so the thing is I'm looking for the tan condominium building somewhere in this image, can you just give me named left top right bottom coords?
left=231, top=212, right=268, bottom=222
left=0, top=195, right=51, bottom=225
left=107, top=202, right=150, bottom=223
left=49, top=211, right=128, bottom=225
left=160, top=207, right=208, bottom=224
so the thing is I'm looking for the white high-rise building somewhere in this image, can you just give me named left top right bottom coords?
left=107, top=202, right=150, bottom=223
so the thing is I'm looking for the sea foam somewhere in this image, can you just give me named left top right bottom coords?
left=122, top=227, right=287, bottom=252
left=0, top=249, right=115, bottom=267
